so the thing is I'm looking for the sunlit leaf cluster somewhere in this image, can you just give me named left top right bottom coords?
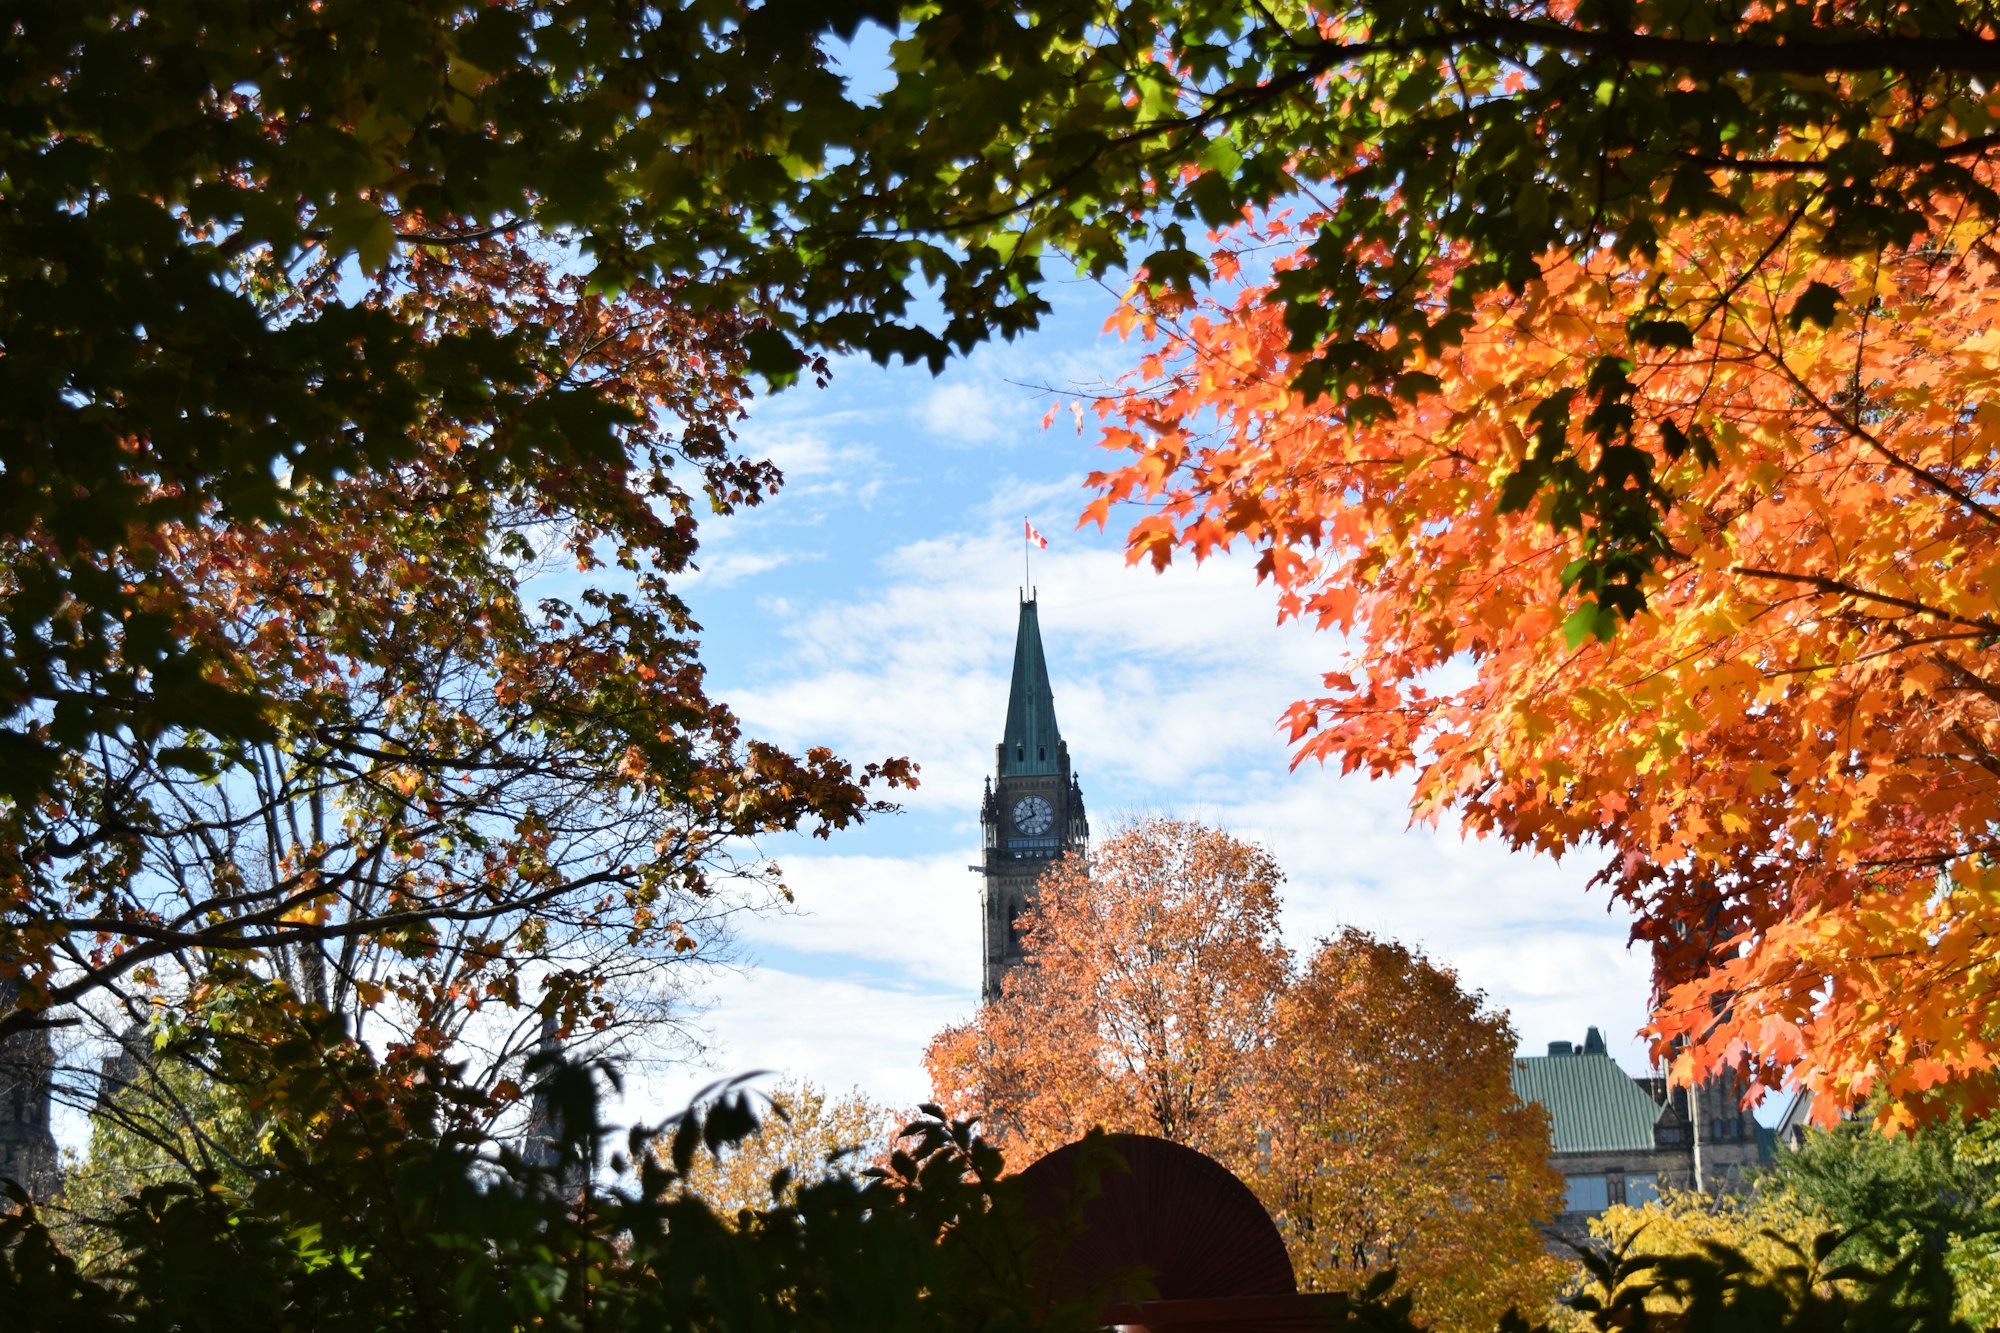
left=1089, top=165, right=2000, bottom=1129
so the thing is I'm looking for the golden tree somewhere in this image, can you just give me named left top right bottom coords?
left=1551, top=1188, right=1844, bottom=1331
left=677, top=1076, right=894, bottom=1220
left=1255, top=931, right=1566, bottom=1329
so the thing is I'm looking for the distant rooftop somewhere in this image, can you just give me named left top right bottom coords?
left=1511, top=1026, right=1666, bottom=1155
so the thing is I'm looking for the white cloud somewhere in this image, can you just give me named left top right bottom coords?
left=730, top=529, right=1334, bottom=817
left=739, top=852, right=983, bottom=991
left=683, top=549, right=809, bottom=589
left=731, top=423, right=890, bottom=511
left=920, top=381, right=1024, bottom=445
left=744, top=427, right=865, bottom=479
left=614, top=965, right=967, bottom=1122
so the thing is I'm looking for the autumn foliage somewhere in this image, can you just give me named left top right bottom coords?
left=1257, top=934, right=1567, bottom=1328
left=1087, top=154, right=2000, bottom=1133
left=676, top=1077, right=895, bottom=1220
left=924, top=819, right=1564, bottom=1331
left=928, top=819, right=1288, bottom=1161
left=0, top=229, right=912, bottom=1055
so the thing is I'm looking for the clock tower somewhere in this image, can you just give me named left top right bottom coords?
left=979, top=596, right=1089, bottom=1001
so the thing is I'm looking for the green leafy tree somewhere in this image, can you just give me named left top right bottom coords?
left=2, top=0, right=978, bottom=1041
left=1562, top=1218, right=1976, bottom=1333
left=3, top=0, right=976, bottom=812
left=2, top=995, right=1973, bottom=1333
left=1761, top=1115, right=2000, bottom=1327
left=48, top=1028, right=259, bottom=1273
left=1, top=192, right=914, bottom=1046
left=1575, top=1117, right=2000, bottom=1328
left=0, top=996, right=1138, bottom=1333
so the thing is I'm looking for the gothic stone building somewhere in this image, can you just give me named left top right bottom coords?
left=1511, top=1025, right=1776, bottom=1244
left=0, top=983, right=62, bottom=1204
left=978, top=597, right=1088, bottom=1001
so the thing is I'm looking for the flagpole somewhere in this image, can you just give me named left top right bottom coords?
left=1023, top=518, right=1031, bottom=597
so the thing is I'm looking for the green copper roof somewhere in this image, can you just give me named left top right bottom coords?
left=1511, top=1050, right=1665, bottom=1155
left=1001, top=598, right=1062, bottom=777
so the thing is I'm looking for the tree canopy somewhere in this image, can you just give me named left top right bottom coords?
left=846, top=0, right=2000, bottom=619
left=927, top=819, right=1290, bottom=1162
left=1088, top=149, right=2000, bottom=1129
left=1572, top=1184, right=1975, bottom=1333
left=4, top=4, right=948, bottom=1037
left=1762, top=1112, right=2000, bottom=1325
left=0, top=222, right=911, bottom=1048
left=675, top=1076, right=894, bottom=1220
left=3, top=1001, right=1096, bottom=1333
left=925, top=818, right=1566, bottom=1332
left=22, top=0, right=2000, bottom=809
left=1257, top=930, right=1566, bottom=1330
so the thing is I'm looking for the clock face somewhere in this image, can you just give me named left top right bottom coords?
left=1011, top=795, right=1055, bottom=836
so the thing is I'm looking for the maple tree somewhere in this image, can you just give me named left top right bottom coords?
left=926, top=819, right=1290, bottom=1163
left=790, top=0, right=2000, bottom=622
left=925, top=818, right=1562, bottom=1331
left=0, top=228, right=912, bottom=1054
left=1086, top=130, right=2000, bottom=1131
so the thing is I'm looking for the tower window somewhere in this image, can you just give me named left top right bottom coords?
left=8, top=1087, right=22, bottom=1123
left=1016, top=745, right=1024, bottom=761
left=1038, top=746, right=1045, bottom=760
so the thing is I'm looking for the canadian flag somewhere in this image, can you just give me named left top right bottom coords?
left=1025, top=520, right=1049, bottom=549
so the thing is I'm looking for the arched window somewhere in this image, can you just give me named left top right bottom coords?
left=1006, top=904, right=1023, bottom=955
left=7, top=1087, right=23, bottom=1123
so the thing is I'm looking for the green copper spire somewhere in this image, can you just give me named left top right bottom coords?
left=1000, top=597, right=1062, bottom=776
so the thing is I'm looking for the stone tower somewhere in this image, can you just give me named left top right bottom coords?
left=0, top=983, right=62, bottom=1204
left=978, top=597, right=1088, bottom=1001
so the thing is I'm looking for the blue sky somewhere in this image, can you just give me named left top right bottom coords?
left=622, top=270, right=1668, bottom=1119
